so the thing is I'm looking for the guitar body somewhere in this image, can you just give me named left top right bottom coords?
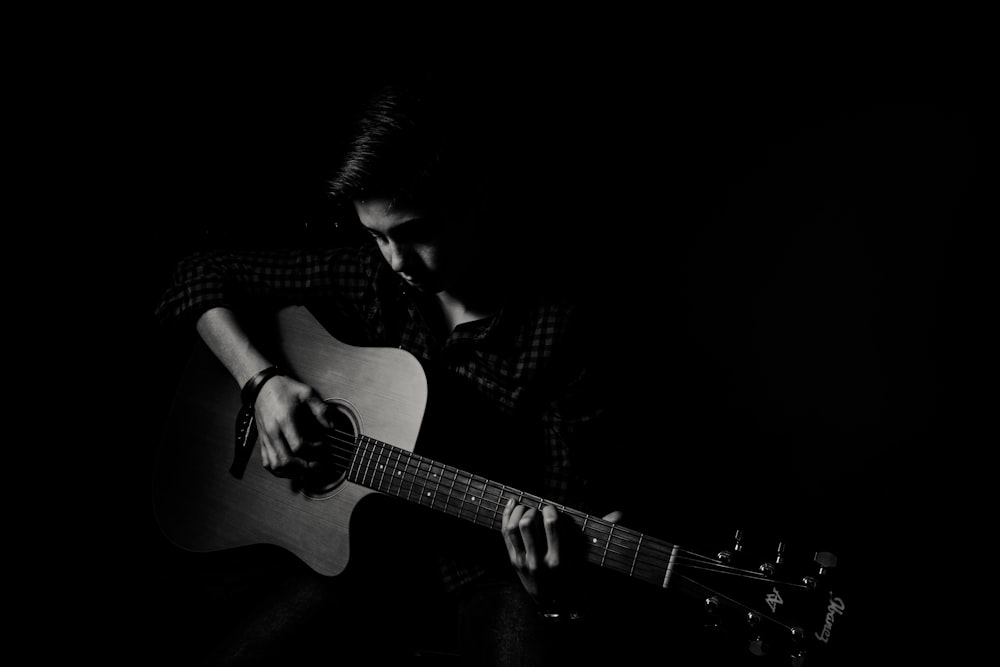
left=152, top=306, right=428, bottom=576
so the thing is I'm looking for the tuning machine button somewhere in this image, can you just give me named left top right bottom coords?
left=814, top=551, right=838, bottom=576
left=759, top=541, right=786, bottom=576
left=701, top=596, right=723, bottom=640
left=718, top=529, right=744, bottom=564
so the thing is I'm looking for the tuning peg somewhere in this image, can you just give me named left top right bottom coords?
left=701, top=597, right=724, bottom=642
left=748, top=636, right=767, bottom=657
left=814, top=551, right=838, bottom=575
left=759, top=540, right=786, bottom=577
left=718, top=529, right=744, bottom=564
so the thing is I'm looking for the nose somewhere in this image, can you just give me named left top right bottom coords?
left=385, top=240, right=413, bottom=275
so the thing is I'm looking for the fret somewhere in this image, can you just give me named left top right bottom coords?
left=446, top=467, right=458, bottom=518
left=582, top=516, right=603, bottom=552
left=362, top=437, right=377, bottom=488
left=354, top=438, right=368, bottom=484
left=629, top=534, right=643, bottom=577
left=373, top=443, right=388, bottom=492
left=451, top=470, right=473, bottom=522
left=601, top=524, right=615, bottom=567
left=347, top=436, right=361, bottom=482
left=419, top=459, right=435, bottom=508
left=495, top=484, right=510, bottom=530
left=370, top=440, right=385, bottom=489
left=469, top=475, right=485, bottom=527
left=398, top=447, right=413, bottom=498
left=386, top=447, right=404, bottom=497
left=354, top=437, right=366, bottom=486
left=430, top=462, right=445, bottom=512
left=355, top=437, right=370, bottom=486
left=404, top=451, right=416, bottom=502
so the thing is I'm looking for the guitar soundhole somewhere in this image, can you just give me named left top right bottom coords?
left=298, top=400, right=360, bottom=499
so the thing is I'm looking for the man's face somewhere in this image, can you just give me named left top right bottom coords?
left=354, top=198, right=478, bottom=294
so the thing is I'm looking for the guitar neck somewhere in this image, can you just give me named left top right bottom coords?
left=349, top=435, right=682, bottom=590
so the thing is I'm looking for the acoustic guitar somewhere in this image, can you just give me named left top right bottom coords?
left=153, top=306, right=849, bottom=665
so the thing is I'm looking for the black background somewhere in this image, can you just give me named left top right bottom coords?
left=57, top=31, right=983, bottom=664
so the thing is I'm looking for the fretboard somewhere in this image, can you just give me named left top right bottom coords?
left=348, top=435, right=682, bottom=589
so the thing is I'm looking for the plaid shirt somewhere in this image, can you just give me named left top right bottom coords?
left=156, top=242, right=606, bottom=591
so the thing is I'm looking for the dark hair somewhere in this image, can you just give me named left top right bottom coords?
left=329, top=80, right=488, bottom=211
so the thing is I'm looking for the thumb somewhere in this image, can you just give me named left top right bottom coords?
left=601, top=510, right=624, bottom=524
left=307, top=395, right=334, bottom=429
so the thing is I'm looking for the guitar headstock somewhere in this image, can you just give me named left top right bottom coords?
left=676, top=529, right=849, bottom=665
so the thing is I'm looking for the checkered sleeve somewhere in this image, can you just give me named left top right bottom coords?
left=536, top=303, right=614, bottom=514
left=154, top=246, right=372, bottom=325
left=541, top=366, right=608, bottom=511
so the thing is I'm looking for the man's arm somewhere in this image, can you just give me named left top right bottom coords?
left=195, top=305, right=333, bottom=476
left=196, top=306, right=274, bottom=389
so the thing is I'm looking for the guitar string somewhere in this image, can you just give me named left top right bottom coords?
left=325, top=430, right=757, bottom=568
left=294, top=459, right=768, bottom=585
left=306, top=447, right=797, bottom=586
left=303, top=431, right=793, bottom=581
left=297, top=432, right=795, bottom=583
left=677, top=574, right=792, bottom=633
left=674, top=573, right=796, bottom=633
left=310, top=431, right=721, bottom=566
left=270, top=430, right=800, bottom=584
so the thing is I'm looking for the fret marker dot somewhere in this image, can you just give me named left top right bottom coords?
left=593, top=538, right=598, bottom=544
left=471, top=496, right=476, bottom=501
left=426, top=492, right=431, bottom=497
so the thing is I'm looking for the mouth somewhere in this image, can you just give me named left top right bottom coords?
left=400, top=274, right=427, bottom=289
left=401, top=274, right=442, bottom=293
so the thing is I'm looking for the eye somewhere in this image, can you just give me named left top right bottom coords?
left=395, top=217, right=442, bottom=244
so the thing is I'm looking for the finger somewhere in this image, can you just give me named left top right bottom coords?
left=602, top=510, right=624, bottom=524
left=258, top=428, right=276, bottom=469
left=541, top=505, right=561, bottom=569
left=502, top=499, right=526, bottom=563
left=518, top=507, right=540, bottom=572
left=278, top=415, right=304, bottom=456
left=266, top=423, right=292, bottom=469
left=264, top=421, right=302, bottom=478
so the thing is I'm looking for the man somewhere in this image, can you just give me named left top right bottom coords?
left=156, top=79, right=629, bottom=664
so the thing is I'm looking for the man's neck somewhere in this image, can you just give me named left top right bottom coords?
left=435, top=289, right=498, bottom=333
